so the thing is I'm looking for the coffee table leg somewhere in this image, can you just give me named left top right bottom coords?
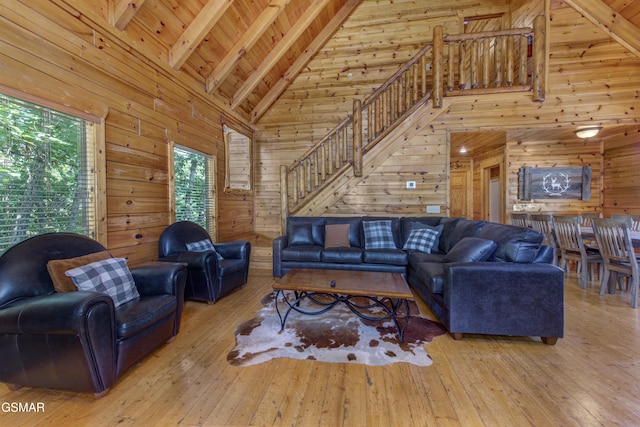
left=274, top=291, right=411, bottom=341
left=274, top=289, right=305, bottom=331
left=395, top=298, right=410, bottom=342
left=275, top=290, right=340, bottom=331
left=344, top=296, right=411, bottom=342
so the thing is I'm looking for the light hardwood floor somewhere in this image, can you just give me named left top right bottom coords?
left=2, top=268, right=640, bottom=426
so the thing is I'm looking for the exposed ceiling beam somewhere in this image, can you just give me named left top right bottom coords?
left=112, top=0, right=146, bottom=31
left=564, top=0, right=640, bottom=57
left=169, top=0, right=234, bottom=70
left=250, top=0, right=362, bottom=124
left=231, top=0, right=332, bottom=111
left=205, top=0, right=292, bottom=93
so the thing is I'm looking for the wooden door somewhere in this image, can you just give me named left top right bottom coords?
left=450, top=170, right=471, bottom=218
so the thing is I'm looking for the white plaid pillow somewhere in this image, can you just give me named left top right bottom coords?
left=402, top=228, right=440, bottom=253
left=185, top=239, right=215, bottom=251
left=363, top=220, right=397, bottom=249
left=65, top=258, right=140, bottom=307
left=185, top=238, right=223, bottom=260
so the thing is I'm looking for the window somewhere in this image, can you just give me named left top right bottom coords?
left=0, top=92, right=100, bottom=254
left=172, top=144, right=216, bottom=238
left=223, top=124, right=252, bottom=192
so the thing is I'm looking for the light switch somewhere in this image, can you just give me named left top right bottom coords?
left=406, top=181, right=416, bottom=189
left=426, top=205, right=441, bottom=214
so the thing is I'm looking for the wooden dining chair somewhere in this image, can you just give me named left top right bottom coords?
left=511, top=213, right=529, bottom=228
left=552, top=215, right=602, bottom=288
left=581, top=212, right=602, bottom=227
left=611, top=213, right=640, bottom=231
left=592, top=217, right=639, bottom=308
left=530, top=214, right=559, bottom=265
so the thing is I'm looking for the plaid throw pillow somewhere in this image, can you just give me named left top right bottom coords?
left=185, top=238, right=223, bottom=260
left=402, top=228, right=440, bottom=253
left=185, top=238, right=215, bottom=251
left=363, top=220, right=397, bottom=249
left=65, top=258, right=140, bottom=307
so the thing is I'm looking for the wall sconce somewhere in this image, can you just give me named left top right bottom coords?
left=574, top=126, right=602, bottom=139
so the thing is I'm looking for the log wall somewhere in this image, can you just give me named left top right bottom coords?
left=322, top=129, right=449, bottom=216
left=1, top=0, right=639, bottom=264
left=505, top=128, right=604, bottom=220
left=602, top=125, right=640, bottom=216
left=255, top=0, right=640, bottom=237
left=0, top=2, right=253, bottom=265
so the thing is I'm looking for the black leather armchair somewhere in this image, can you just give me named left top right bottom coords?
left=0, top=233, right=187, bottom=397
left=158, top=221, right=251, bottom=303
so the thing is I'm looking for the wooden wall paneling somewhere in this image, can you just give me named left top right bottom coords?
left=107, top=212, right=170, bottom=232
left=4, top=0, right=640, bottom=267
left=506, top=135, right=603, bottom=218
left=108, top=225, right=168, bottom=251
left=602, top=125, right=640, bottom=216
left=0, top=1, right=253, bottom=265
left=0, top=32, right=108, bottom=119
left=0, top=6, right=165, bottom=114
left=510, top=0, right=545, bottom=28
left=108, top=242, right=160, bottom=264
left=322, top=129, right=448, bottom=216
left=105, top=139, right=168, bottom=170
left=106, top=177, right=169, bottom=199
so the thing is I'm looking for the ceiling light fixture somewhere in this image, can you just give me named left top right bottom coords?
left=459, top=146, right=467, bottom=153
left=574, top=126, right=602, bottom=139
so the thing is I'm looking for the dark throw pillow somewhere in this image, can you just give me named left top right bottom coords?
left=289, top=224, right=314, bottom=246
left=324, top=223, right=351, bottom=248
left=444, top=237, right=497, bottom=263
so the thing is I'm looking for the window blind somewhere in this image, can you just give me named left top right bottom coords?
left=173, top=144, right=216, bottom=237
left=0, top=93, right=95, bottom=253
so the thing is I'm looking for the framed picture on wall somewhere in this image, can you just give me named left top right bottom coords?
left=518, top=166, right=592, bottom=200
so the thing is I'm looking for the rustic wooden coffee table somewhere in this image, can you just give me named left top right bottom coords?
left=273, top=269, right=414, bottom=342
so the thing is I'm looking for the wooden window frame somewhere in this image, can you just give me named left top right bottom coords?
left=223, top=123, right=253, bottom=195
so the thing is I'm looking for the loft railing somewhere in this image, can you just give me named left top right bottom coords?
left=432, top=16, right=545, bottom=107
left=280, top=16, right=546, bottom=230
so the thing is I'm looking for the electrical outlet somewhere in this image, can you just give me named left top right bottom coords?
left=426, top=205, right=441, bottom=214
left=406, top=181, right=416, bottom=189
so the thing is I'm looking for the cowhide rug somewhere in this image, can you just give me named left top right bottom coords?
left=227, top=292, right=447, bottom=367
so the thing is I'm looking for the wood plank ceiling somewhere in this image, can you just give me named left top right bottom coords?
left=109, top=0, right=640, bottom=125
left=110, top=0, right=356, bottom=124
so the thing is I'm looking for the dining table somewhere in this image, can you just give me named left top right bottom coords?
left=580, top=226, right=640, bottom=248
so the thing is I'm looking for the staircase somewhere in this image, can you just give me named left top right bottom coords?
left=279, top=17, right=546, bottom=233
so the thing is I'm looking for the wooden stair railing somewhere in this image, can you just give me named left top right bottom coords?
left=433, top=15, right=545, bottom=106
left=280, top=16, right=546, bottom=229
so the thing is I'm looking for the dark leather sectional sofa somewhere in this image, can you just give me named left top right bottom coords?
left=273, top=216, right=564, bottom=344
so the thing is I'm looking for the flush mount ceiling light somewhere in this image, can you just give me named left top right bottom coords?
left=574, top=126, right=602, bottom=139
left=459, top=146, right=467, bottom=153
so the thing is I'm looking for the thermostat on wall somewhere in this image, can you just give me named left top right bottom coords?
left=406, top=181, right=416, bottom=189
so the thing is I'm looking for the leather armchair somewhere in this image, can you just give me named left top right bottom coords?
left=158, top=221, right=251, bottom=303
left=0, top=233, right=187, bottom=397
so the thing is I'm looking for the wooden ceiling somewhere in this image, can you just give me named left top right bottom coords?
left=110, top=0, right=356, bottom=123
left=108, top=0, right=640, bottom=124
